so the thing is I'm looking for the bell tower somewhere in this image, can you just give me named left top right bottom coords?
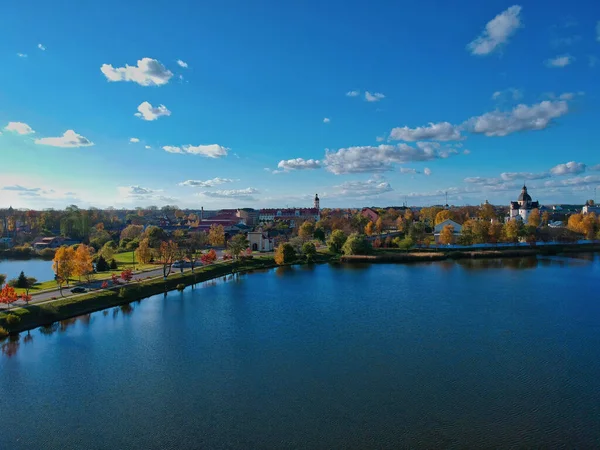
left=314, top=194, right=320, bottom=210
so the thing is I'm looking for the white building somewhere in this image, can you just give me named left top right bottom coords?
left=582, top=202, right=600, bottom=215
left=509, top=185, right=540, bottom=222
left=247, top=231, right=274, bottom=252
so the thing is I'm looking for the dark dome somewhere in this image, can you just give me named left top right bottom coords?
left=518, top=186, right=532, bottom=202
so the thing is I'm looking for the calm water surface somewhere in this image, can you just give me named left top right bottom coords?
left=2, top=255, right=600, bottom=448
left=0, top=258, right=54, bottom=282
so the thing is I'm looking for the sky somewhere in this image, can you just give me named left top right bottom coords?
left=1, top=0, right=599, bottom=210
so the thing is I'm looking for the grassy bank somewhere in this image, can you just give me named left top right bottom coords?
left=0, top=257, right=281, bottom=336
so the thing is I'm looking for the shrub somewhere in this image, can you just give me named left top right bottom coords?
left=274, top=243, right=296, bottom=265
left=38, top=248, right=56, bottom=259
left=327, top=230, right=347, bottom=254
left=118, top=287, right=127, bottom=298
left=0, top=326, right=8, bottom=338
left=302, top=242, right=317, bottom=260
left=342, top=233, right=371, bottom=256
left=109, top=259, right=118, bottom=270
left=176, top=283, right=185, bottom=291
left=5, top=314, right=21, bottom=326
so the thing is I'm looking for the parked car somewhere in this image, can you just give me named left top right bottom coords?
left=70, top=287, right=87, bottom=294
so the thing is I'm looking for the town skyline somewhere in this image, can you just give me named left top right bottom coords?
left=2, top=1, right=600, bottom=209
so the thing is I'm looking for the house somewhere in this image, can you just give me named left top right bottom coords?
left=247, top=231, right=274, bottom=252
left=434, top=219, right=463, bottom=244
left=33, top=236, right=80, bottom=250
left=508, top=185, right=540, bottom=222
left=361, top=207, right=379, bottom=223
left=582, top=202, right=600, bottom=215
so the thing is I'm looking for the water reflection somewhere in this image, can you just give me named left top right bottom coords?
left=456, top=257, right=538, bottom=271
left=1, top=334, right=20, bottom=357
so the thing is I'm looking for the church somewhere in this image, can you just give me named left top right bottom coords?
left=508, top=185, right=539, bottom=222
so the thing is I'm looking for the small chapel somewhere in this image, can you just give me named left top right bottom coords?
left=508, top=185, right=539, bottom=222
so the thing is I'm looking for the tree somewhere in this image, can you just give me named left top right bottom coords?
left=502, top=219, right=520, bottom=244
left=395, top=236, right=414, bottom=251
left=135, top=238, right=153, bottom=264
left=434, top=210, right=455, bottom=225
left=396, top=216, right=405, bottom=233
left=298, top=221, right=315, bottom=241
left=121, top=269, right=133, bottom=283
left=100, top=241, right=117, bottom=260
left=542, top=211, right=550, bottom=226
left=274, top=243, right=296, bottom=265
left=96, top=255, right=110, bottom=272
left=53, top=246, right=76, bottom=289
left=478, top=202, right=496, bottom=221
left=439, top=225, right=455, bottom=245
left=11, top=272, right=37, bottom=296
left=364, top=221, right=375, bottom=236
left=74, top=244, right=94, bottom=282
left=182, top=232, right=208, bottom=272
left=404, top=208, right=414, bottom=223
left=0, top=285, right=18, bottom=310
left=313, top=228, right=325, bottom=242
left=302, top=242, right=317, bottom=261
left=342, top=233, right=371, bottom=256
left=408, top=222, right=426, bottom=244
left=120, top=224, right=144, bottom=241
left=208, top=224, right=225, bottom=247
left=488, top=222, right=503, bottom=244
left=200, top=249, right=217, bottom=265
left=0, top=274, right=6, bottom=286
left=227, top=234, right=249, bottom=260
left=143, top=225, right=168, bottom=248
left=528, top=208, right=541, bottom=227
left=16, top=271, right=28, bottom=288
left=327, top=229, right=347, bottom=254
left=158, top=240, right=178, bottom=279
left=109, top=259, right=118, bottom=270
left=375, top=217, right=383, bottom=234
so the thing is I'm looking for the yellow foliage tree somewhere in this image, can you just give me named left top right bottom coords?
left=435, top=210, right=454, bottom=225
left=439, top=225, right=455, bottom=245
left=208, top=224, right=225, bottom=247
left=74, top=244, right=94, bottom=282
left=375, top=217, right=383, bottom=234
left=52, top=246, right=76, bottom=287
left=298, top=221, right=315, bottom=241
left=135, top=238, right=153, bottom=264
left=502, top=219, right=520, bottom=244
left=404, top=208, right=414, bottom=223
left=528, top=208, right=541, bottom=227
left=365, top=221, right=375, bottom=236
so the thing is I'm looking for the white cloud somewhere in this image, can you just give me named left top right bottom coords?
left=399, top=168, right=418, bottom=174
left=544, top=175, right=600, bottom=188
left=135, top=101, right=171, bottom=121
left=365, top=91, right=385, bottom=102
left=100, top=58, right=173, bottom=86
left=424, top=167, right=432, bottom=176
left=336, top=179, right=393, bottom=197
left=34, top=130, right=93, bottom=148
left=466, top=100, right=569, bottom=137
left=467, top=5, right=522, bottom=56
left=4, top=122, right=35, bottom=135
left=162, top=144, right=229, bottom=158
left=323, top=117, right=330, bottom=123
left=590, top=164, right=600, bottom=171
left=550, top=161, right=586, bottom=175
left=463, top=149, right=471, bottom=155
left=389, top=122, right=462, bottom=141
left=129, top=137, right=140, bottom=143
left=176, top=59, right=188, bottom=68
left=545, top=54, right=574, bottom=68
left=17, top=53, right=27, bottom=58
left=179, top=178, right=235, bottom=188
left=200, top=188, right=259, bottom=200
left=346, top=90, right=360, bottom=97
left=324, top=142, right=458, bottom=175
left=492, top=88, right=523, bottom=101
left=500, top=171, right=550, bottom=181
left=277, top=158, right=322, bottom=172
left=38, top=43, right=46, bottom=51
left=145, top=145, right=151, bottom=149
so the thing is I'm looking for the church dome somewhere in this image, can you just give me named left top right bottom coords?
left=518, top=186, right=532, bottom=202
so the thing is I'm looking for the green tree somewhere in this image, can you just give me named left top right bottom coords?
left=100, top=241, right=117, bottom=260
left=298, top=221, right=315, bottom=241
left=0, top=274, right=6, bottom=286
left=95, top=255, right=110, bottom=272
left=274, top=243, right=296, bottom=265
left=227, top=234, right=249, bottom=260
left=342, top=233, right=371, bottom=255
left=395, top=236, right=414, bottom=251
left=313, top=228, right=325, bottom=242
left=327, top=229, right=347, bottom=254
left=302, top=241, right=317, bottom=261
left=408, top=222, right=426, bottom=243
left=143, top=225, right=168, bottom=248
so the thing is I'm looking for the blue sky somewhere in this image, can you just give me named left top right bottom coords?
left=1, top=0, right=599, bottom=209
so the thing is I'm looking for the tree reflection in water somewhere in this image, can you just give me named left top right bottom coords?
left=1, top=334, right=20, bottom=357
left=456, top=257, right=538, bottom=271
left=120, top=303, right=133, bottom=315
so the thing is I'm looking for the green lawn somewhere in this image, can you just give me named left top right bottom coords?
left=111, top=251, right=155, bottom=270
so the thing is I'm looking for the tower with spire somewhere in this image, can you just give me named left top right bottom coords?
left=314, top=194, right=320, bottom=210
left=508, top=185, right=539, bottom=222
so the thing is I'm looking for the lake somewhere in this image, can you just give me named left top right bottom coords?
left=0, top=258, right=54, bottom=283
left=2, top=255, right=600, bottom=448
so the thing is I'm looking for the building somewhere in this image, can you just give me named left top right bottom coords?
left=434, top=219, right=463, bottom=244
left=247, top=231, right=274, bottom=252
left=32, top=236, right=80, bottom=250
left=582, top=201, right=600, bottom=215
left=237, top=208, right=259, bottom=226
left=509, top=185, right=539, bottom=222
left=361, top=207, right=379, bottom=223
left=258, top=194, right=321, bottom=227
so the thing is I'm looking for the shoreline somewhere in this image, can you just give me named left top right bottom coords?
left=1, top=244, right=599, bottom=336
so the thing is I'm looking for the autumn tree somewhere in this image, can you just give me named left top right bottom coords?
left=396, top=216, right=405, bottom=233
left=52, top=246, right=76, bottom=288
left=502, top=219, right=520, bottom=244
left=375, top=217, right=383, bottom=234
left=327, top=230, right=348, bottom=254
left=200, top=249, right=217, bottom=265
left=365, top=221, right=375, bottom=236
left=528, top=208, right=541, bottom=227
left=298, top=221, right=315, bottom=241
left=404, top=208, right=414, bottom=223
left=208, top=224, right=225, bottom=247
left=0, top=285, right=18, bottom=310
left=158, top=240, right=179, bottom=279
left=121, top=269, right=133, bottom=283
left=439, top=225, right=455, bottom=245
left=542, top=211, right=550, bottom=226
left=434, top=210, right=454, bottom=225
left=478, top=202, right=496, bottom=221
left=143, top=225, right=168, bottom=248
left=184, top=232, right=208, bottom=271
left=120, top=224, right=144, bottom=241
left=274, top=243, right=296, bottom=265
left=419, top=206, right=443, bottom=226
left=74, top=244, right=94, bottom=282
left=135, top=238, right=153, bottom=265
left=227, top=234, right=249, bottom=260
left=488, top=222, right=503, bottom=244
